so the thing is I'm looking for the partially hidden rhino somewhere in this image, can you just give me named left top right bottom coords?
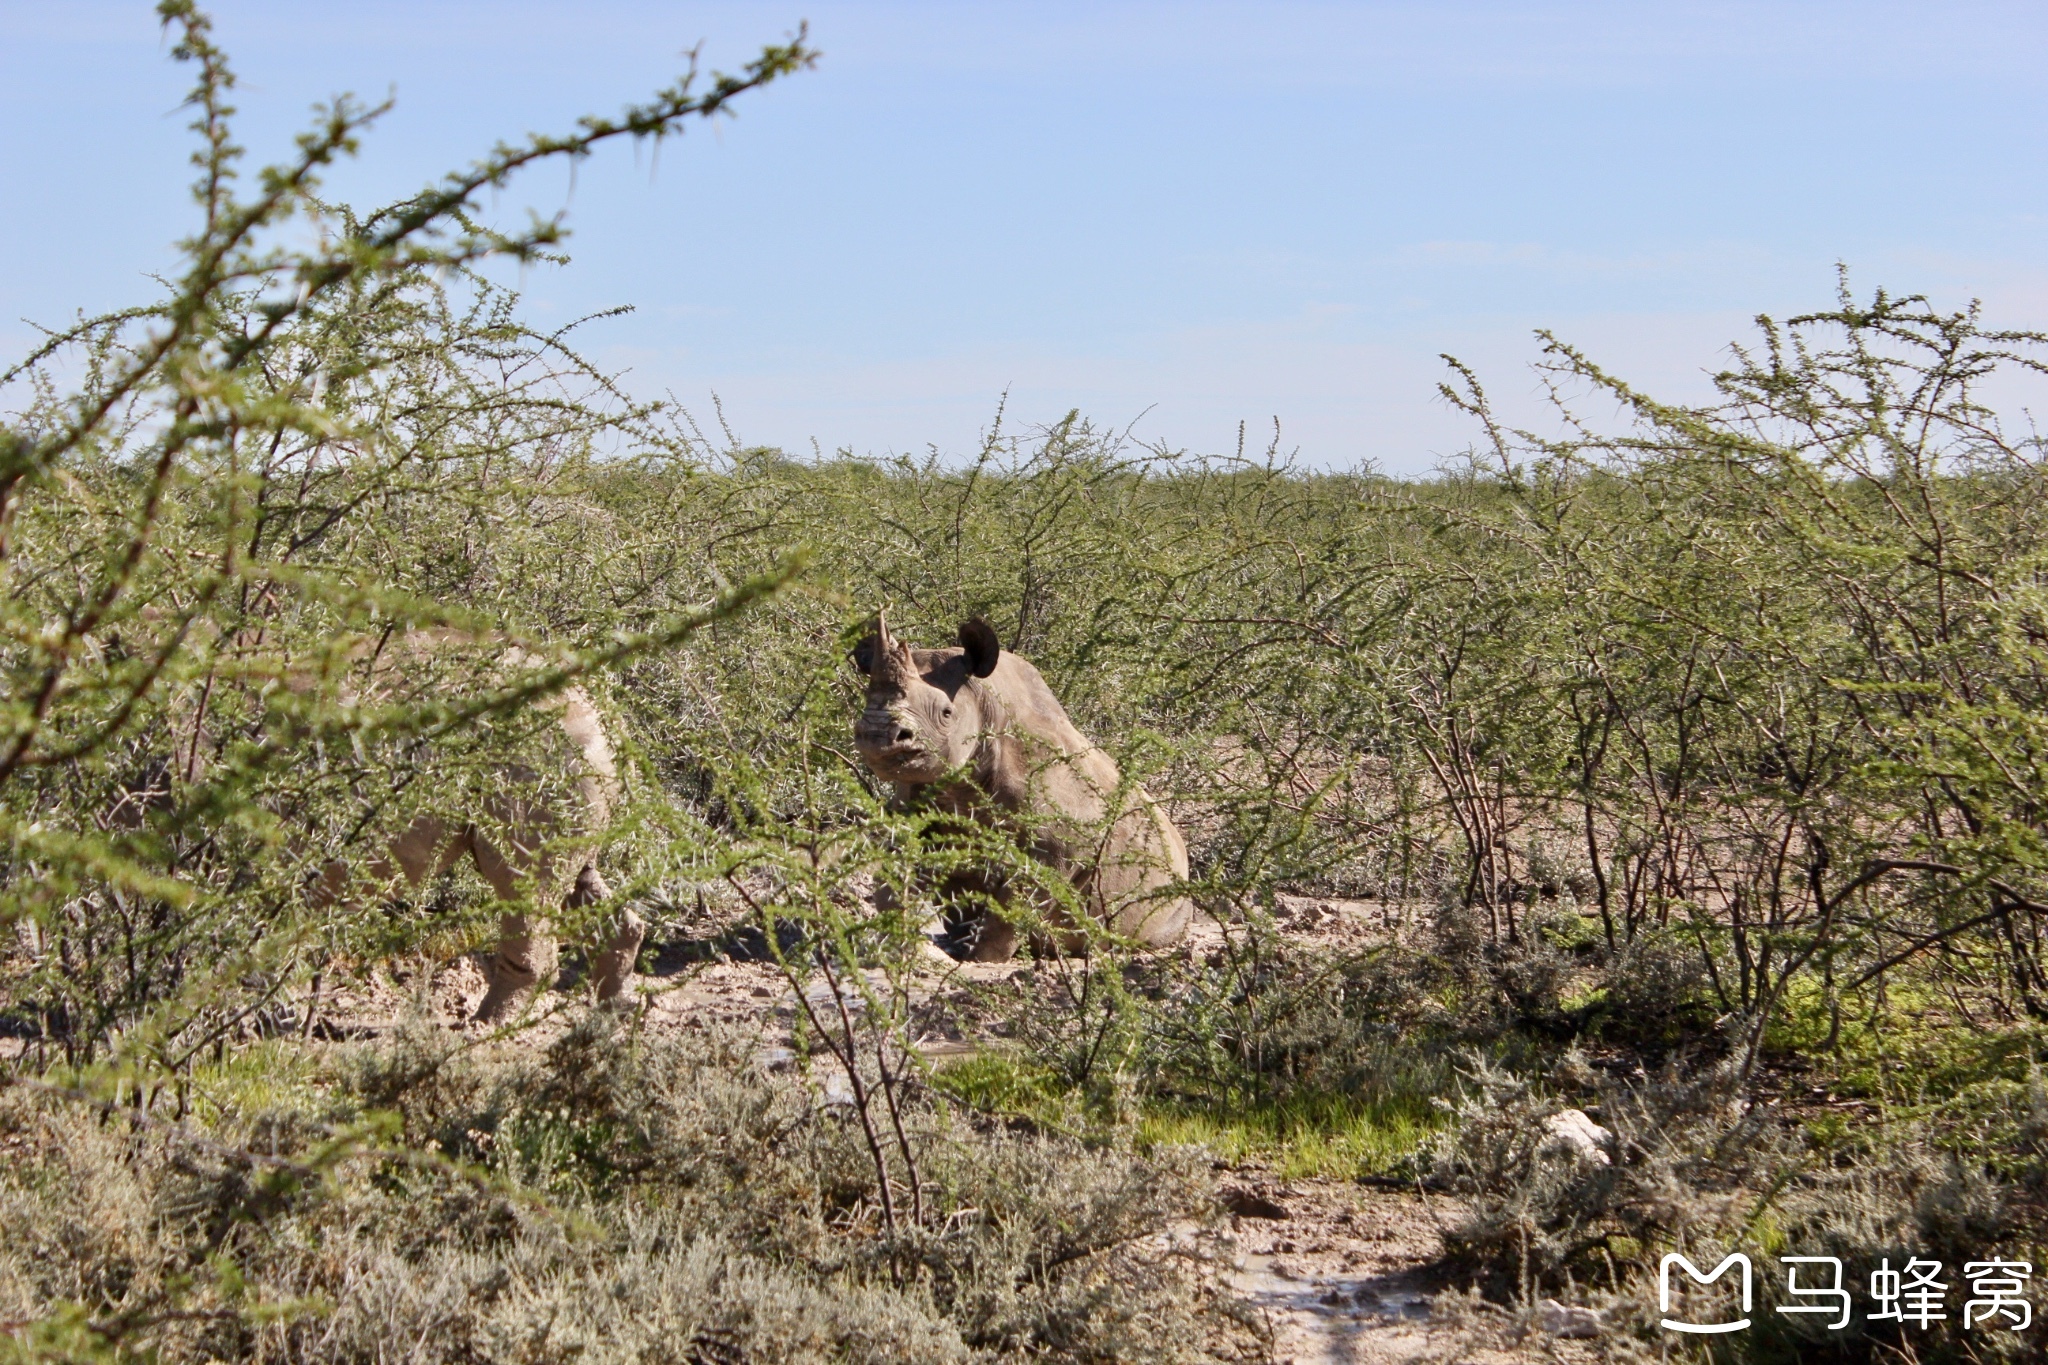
left=851, top=614, right=1193, bottom=960
left=309, top=679, right=644, bottom=1022
left=244, top=636, right=644, bottom=1023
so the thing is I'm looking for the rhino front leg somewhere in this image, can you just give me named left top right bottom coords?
left=960, top=911, right=1020, bottom=962
left=936, top=870, right=1021, bottom=962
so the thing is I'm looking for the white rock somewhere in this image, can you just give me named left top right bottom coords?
left=1541, top=1108, right=1613, bottom=1165
left=1539, top=1298, right=1603, bottom=1339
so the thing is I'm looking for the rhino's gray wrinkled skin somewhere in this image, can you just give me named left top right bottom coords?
left=852, top=614, right=1193, bottom=961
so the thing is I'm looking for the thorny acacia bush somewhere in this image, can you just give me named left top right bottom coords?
left=0, top=4, right=813, bottom=1074
left=10, top=6, right=2048, bottom=1360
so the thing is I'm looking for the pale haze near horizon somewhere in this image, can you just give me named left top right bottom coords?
left=3, top=2, right=2045, bottom=474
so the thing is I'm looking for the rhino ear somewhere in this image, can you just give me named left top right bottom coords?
left=958, top=618, right=1000, bottom=677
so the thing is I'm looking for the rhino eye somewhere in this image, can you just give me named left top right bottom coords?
left=941, top=705, right=954, bottom=720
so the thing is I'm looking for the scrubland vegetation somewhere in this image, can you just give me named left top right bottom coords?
left=6, top=5, right=2048, bottom=1361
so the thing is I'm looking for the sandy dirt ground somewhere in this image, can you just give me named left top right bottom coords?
left=1212, top=1175, right=1541, bottom=1365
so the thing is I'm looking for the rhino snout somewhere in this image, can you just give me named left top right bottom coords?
left=855, top=711, right=918, bottom=753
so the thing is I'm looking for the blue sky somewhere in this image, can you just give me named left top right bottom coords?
left=5, top=2, right=2046, bottom=473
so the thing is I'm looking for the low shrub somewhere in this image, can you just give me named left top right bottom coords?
left=0, top=1011, right=1261, bottom=1364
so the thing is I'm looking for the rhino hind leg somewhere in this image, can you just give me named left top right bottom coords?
left=470, top=839, right=641, bottom=1021
left=1097, top=794, right=1196, bottom=949
left=467, top=823, right=563, bottom=1024
left=1118, top=893, right=1196, bottom=948
left=473, top=913, right=556, bottom=1024
left=575, top=863, right=646, bottom=1006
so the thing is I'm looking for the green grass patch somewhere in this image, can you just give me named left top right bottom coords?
left=183, top=1039, right=329, bottom=1127
left=933, top=1052, right=1447, bottom=1177
left=1138, top=1090, right=1445, bottom=1179
left=931, top=1051, right=1111, bottom=1132
left=1765, top=971, right=2048, bottom=1104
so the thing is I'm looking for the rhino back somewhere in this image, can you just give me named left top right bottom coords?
left=979, top=654, right=1193, bottom=947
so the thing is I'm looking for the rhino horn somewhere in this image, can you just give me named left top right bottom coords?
left=854, top=610, right=909, bottom=678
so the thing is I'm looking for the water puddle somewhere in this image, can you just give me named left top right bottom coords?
left=1227, top=1255, right=1438, bottom=1365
